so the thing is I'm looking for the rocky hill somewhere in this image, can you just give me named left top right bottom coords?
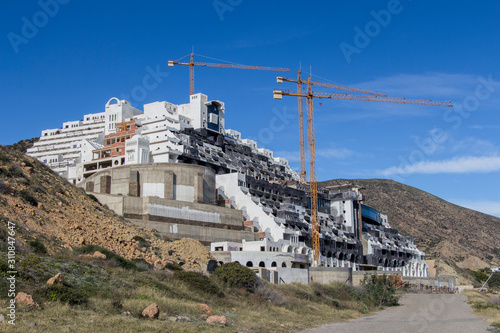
left=0, top=145, right=391, bottom=332
left=3, top=140, right=497, bottom=272
left=0, top=145, right=213, bottom=271
left=320, top=178, right=500, bottom=270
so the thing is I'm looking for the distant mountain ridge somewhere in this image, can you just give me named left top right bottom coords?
left=319, top=178, right=500, bottom=269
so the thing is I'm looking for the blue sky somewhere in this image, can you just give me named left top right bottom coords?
left=1, top=1, right=500, bottom=217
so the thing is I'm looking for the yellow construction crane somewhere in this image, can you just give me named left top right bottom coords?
left=168, top=53, right=290, bottom=96
left=274, top=77, right=452, bottom=267
left=279, top=72, right=387, bottom=184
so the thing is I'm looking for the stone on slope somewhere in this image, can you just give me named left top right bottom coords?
left=142, top=303, right=160, bottom=319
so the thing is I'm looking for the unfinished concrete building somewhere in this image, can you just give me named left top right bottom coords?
left=32, top=93, right=428, bottom=278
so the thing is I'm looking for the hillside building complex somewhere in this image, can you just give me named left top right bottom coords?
left=27, top=94, right=428, bottom=279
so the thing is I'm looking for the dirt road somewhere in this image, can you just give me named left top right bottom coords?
left=300, top=294, right=492, bottom=333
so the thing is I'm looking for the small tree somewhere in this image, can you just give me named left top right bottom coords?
left=359, top=274, right=399, bottom=307
left=213, top=262, right=258, bottom=293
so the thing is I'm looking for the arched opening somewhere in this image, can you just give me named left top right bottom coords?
left=246, top=261, right=253, bottom=267
left=106, top=97, right=121, bottom=107
left=271, top=261, right=277, bottom=267
left=235, top=261, right=240, bottom=264
left=282, top=262, right=287, bottom=268
left=259, top=261, right=265, bottom=267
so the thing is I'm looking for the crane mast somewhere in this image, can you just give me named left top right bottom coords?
left=297, top=70, right=306, bottom=184
left=305, top=78, right=321, bottom=266
left=274, top=77, right=452, bottom=267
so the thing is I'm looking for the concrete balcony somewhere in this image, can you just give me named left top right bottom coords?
left=293, top=253, right=309, bottom=263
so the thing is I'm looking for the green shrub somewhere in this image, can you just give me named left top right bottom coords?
left=473, top=302, right=500, bottom=310
left=132, top=235, right=146, bottom=243
left=256, top=283, right=286, bottom=305
left=19, top=189, right=38, bottom=206
left=28, top=239, right=47, bottom=254
left=174, top=270, right=222, bottom=296
left=51, top=184, right=66, bottom=195
left=0, top=180, right=10, bottom=194
left=354, top=274, right=399, bottom=307
left=0, top=222, right=7, bottom=251
left=7, top=166, right=24, bottom=178
left=165, top=261, right=182, bottom=271
left=468, top=269, right=490, bottom=282
left=9, top=138, right=38, bottom=153
left=34, top=284, right=88, bottom=306
left=75, top=245, right=143, bottom=271
left=0, top=257, right=9, bottom=276
left=132, top=236, right=150, bottom=249
left=22, top=159, right=34, bottom=168
left=131, top=258, right=152, bottom=270
left=0, top=150, right=9, bottom=164
left=213, top=262, right=258, bottom=293
left=488, top=273, right=500, bottom=290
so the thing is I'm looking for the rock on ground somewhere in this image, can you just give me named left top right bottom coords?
left=14, top=292, right=40, bottom=309
left=142, top=303, right=160, bottom=319
left=93, top=251, right=107, bottom=259
left=199, top=303, right=213, bottom=314
left=47, top=273, right=64, bottom=285
left=206, top=315, right=227, bottom=325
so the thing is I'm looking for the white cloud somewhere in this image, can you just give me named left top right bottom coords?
left=449, top=199, right=500, bottom=217
left=450, top=137, right=496, bottom=154
left=378, top=156, right=500, bottom=176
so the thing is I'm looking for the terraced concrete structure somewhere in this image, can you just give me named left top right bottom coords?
left=30, top=93, right=428, bottom=277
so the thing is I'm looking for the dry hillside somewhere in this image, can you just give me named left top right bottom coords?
left=320, top=178, right=500, bottom=269
left=3, top=140, right=497, bottom=273
left=0, top=145, right=213, bottom=271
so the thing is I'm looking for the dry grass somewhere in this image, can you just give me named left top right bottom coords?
left=0, top=287, right=364, bottom=333
left=0, top=252, right=381, bottom=333
left=464, top=290, right=500, bottom=328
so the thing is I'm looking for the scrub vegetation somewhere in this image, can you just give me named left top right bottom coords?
left=0, top=236, right=399, bottom=332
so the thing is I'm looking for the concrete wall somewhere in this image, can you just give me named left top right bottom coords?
left=90, top=190, right=257, bottom=245
left=277, top=268, right=309, bottom=284
left=309, top=267, right=402, bottom=286
left=123, top=196, right=244, bottom=228
left=92, top=193, right=125, bottom=216
left=129, top=219, right=256, bottom=244
left=80, top=163, right=216, bottom=204
left=403, top=275, right=456, bottom=289
left=309, top=267, right=351, bottom=284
